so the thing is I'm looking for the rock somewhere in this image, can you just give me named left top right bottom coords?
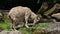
left=9, top=30, right=23, bottom=34
left=0, top=27, right=4, bottom=32
left=39, top=18, right=55, bottom=23
left=32, top=28, right=47, bottom=34
left=0, top=12, right=4, bottom=22
left=46, top=22, right=60, bottom=34
left=0, top=30, right=9, bottom=34
left=47, top=30, right=60, bottom=34
left=0, top=30, right=23, bottom=34
left=51, top=13, right=60, bottom=19
left=32, top=22, right=60, bottom=34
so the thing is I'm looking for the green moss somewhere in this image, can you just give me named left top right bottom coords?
left=0, top=18, right=11, bottom=31
left=0, top=15, right=12, bottom=31
left=34, top=23, right=50, bottom=29
left=18, top=23, right=50, bottom=34
left=0, top=15, right=50, bottom=34
left=19, top=28, right=31, bottom=34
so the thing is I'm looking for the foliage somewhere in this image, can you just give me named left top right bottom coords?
left=0, top=20, right=11, bottom=30
left=0, top=19, right=50, bottom=34
left=0, top=14, right=50, bottom=34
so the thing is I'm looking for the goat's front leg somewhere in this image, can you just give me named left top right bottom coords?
left=12, top=21, right=17, bottom=31
left=10, top=22, right=16, bottom=31
left=33, top=18, right=37, bottom=25
left=25, top=14, right=29, bottom=28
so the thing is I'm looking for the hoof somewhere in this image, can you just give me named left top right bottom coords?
left=25, top=24, right=29, bottom=28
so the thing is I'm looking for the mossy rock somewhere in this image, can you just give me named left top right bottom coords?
left=32, top=28, right=47, bottom=34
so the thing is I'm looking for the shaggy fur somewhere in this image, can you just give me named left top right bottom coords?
left=8, top=6, right=40, bottom=30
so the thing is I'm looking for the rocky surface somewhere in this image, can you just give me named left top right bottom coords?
left=0, top=22, right=60, bottom=34
left=0, top=30, right=23, bottom=34
left=46, top=22, right=60, bottom=34
left=32, top=22, right=60, bottom=34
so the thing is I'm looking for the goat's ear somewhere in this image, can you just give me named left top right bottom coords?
left=37, top=14, right=42, bottom=18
